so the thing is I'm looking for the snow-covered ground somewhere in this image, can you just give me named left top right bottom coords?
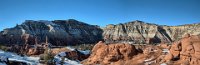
left=0, top=50, right=39, bottom=65
left=0, top=62, right=6, bottom=65
left=0, top=46, right=90, bottom=65
left=160, top=63, right=167, bottom=65
left=162, top=49, right=169, bottom=53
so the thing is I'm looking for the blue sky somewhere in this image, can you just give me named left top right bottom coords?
left=0, top=0, right=200, bottom=31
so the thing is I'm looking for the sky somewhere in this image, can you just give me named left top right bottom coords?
left=0, top=0, right=200, bottom=31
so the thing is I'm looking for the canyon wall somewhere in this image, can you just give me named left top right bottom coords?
left=0, top=19, right=103, bottom=45
left=0, top=20, right=200, bottom=45
left=103, top=20, right=200, bottom=44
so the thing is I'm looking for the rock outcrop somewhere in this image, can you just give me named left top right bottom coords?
left=0, top=19, right=103, bottom=46
left=165, top=34, right=200, bottom=65
left=141, top=34, right=200, bottom=65
left=82, top=35, right=200, bottom=65
left=82, top=41, right=141, bottom=65
left=103, top=20, right=200, bottom=44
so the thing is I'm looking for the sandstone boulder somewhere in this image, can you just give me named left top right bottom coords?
left=164, top=53, right=173, bottom=62
left=169, top=41, right=181, bottom=58
left=82, top=41, right=138, bottom=65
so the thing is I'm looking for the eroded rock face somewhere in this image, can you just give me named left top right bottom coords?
left=0, top=19, right=103, bottom=45
left=82, top=41, right=140, bottom=65
left=1, top=20, right=200, bottom=45
left=82, top=41, right=167, bottom=65
left=163, top=34, right=200, bottom=65
left=103, top=20, right=200, bottom=44
left=82, top=37, right=200, bottom=65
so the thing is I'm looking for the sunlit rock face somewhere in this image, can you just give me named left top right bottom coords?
left=82, top=41, right=138, bottom=65
left=103, top=20, right=200, bottom=44
left=158, top=34, right=200, bottom=65
left=0, top=19, right=103, bottom=45
left=82, top=35, right=200, bottom=65
left=1, top=20, right=200, bottom=45
left=179, top=35, right=200, bottom=64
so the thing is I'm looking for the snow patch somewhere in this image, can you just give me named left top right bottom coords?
left=162, top=49, right=169, bottom=53
left=79, top=50, right=90, bottom=55
left=63, top=58, right=82, bottom=65
left=66, top=46, right=75, bottom=51
left=58, top=52, right=67, bottom=57
left=160, top=63, right=167, bottom=65
left=0, top=56, right=8, bottom=62
left=0, top=62, right=6, bottom=65
left=21, top=29, right=26, bottom=34
left=47, top=25, right=56, bottom=32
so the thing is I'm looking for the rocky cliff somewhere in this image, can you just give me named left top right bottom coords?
left=1, top=20, right=200, bottom=45
left=103, top=20, right=200, bottom=44
left=0, top=19, right=103, bottom=45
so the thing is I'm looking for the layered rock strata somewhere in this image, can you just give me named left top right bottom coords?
left=0, top=19, right=103, bottom=46
left=103, top=20, right=200, bottom=44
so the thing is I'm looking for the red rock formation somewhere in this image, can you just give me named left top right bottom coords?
left=158, top=42, right=170, bottom=49
left=51, top=48, right=70, bottom=55
left=27, top=48, right=38, bottom=55
left=82, top=41, right=166, bottom=65
left=82, top=41, right=142, bottom=65
left=169, top=41, right=181, bottom=58
left=161, top=34, right=200, bottom=65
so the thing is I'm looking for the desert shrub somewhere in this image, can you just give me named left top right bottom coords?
left=0, top=44, right=9, bottom=51
left=43, top=53, right=54, bottom=62
left=39, top=48, right=54, bottom=63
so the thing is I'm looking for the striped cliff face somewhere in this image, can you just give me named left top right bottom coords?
left=0, top=20, right=200, bottom=45
left=103, top=20, right=200, bottom=44
left=0, top=19, right=103, bottom=46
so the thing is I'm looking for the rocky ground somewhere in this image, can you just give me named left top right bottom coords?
left=82, top=34, right=200, bottom=65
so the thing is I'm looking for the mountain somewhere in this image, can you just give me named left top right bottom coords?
left=0, top=20, right=200, bottom=45
left=103, top=20, right=200, bottom=44
left=0, top=19, right=103, bottom=45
